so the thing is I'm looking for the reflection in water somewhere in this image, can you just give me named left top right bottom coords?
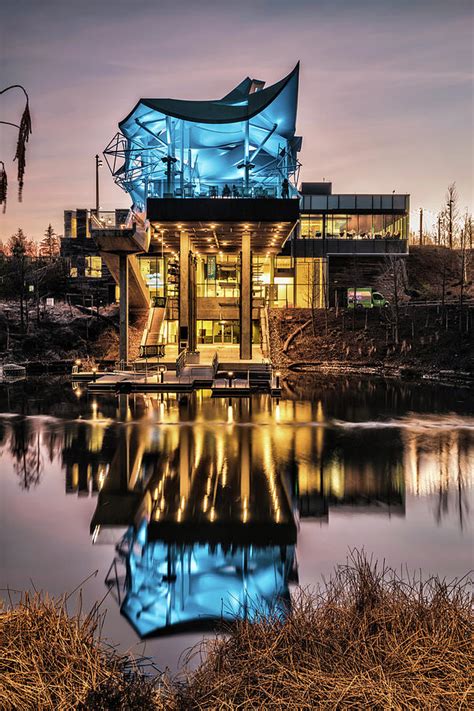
left=1, top=384, right=472, bottom=637
left=112, top=522, right=295, bottom=637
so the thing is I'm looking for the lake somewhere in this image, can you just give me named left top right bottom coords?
left=1, top=375, right=472, bottom=673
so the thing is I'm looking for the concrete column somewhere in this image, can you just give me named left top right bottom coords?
left=240, top=232, right=252, bottom=360
left=119, top=253, right=129, bottom=364
left=179, top=231, right=190, bottom=350
left=269, top=254, right=275, bottom=306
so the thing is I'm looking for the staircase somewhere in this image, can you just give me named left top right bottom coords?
left=139, top=301, right=166, bottom=357
left=216, top=362, right=272, bottom=389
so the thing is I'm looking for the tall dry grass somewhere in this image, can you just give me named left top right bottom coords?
left=173, top=552, right=473, bottom=710
left=0, top=590, right=164, bottom=711
left=1, top=553, right=472, bottom=710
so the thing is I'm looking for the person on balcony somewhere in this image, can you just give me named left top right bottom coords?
left=281, top=178, right=289, bottom=199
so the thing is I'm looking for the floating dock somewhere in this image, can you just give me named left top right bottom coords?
left=79, top=358, right=280, bottom=396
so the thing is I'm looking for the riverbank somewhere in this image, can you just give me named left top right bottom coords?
left=269, top=305, right=473, bottom=385
left=0, top=301, right=146, bottom=365
left=1, top=555, right=472, bottom=710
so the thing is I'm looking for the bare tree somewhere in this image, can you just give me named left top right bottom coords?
left=381, top=255, right=406, bottom=345
left=458, top=214, right=471, bottom=334
left=445, top=183, right=460, bottom=249
left=311, top=259, right=329, bottom=337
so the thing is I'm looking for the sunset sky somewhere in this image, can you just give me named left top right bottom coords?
left=1, top=0, right=473, bottom=241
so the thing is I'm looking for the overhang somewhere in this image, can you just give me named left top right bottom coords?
left=146, top=197, right=299, bottom=255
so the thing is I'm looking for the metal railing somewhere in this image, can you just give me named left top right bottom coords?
left=175, top=349, right=187, bottom=377
left=211, top=351, right=219, bottom=377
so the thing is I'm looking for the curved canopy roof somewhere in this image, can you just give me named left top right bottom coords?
left=119, top=63, right=299, bottom=138
left=106, top=65, right=301, bottom=206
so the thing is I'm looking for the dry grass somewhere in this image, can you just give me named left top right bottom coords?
left=0, top=590, right=164, bottom=711
left=174, top=552, right=473, bottom=710
left=1, top=553, right=472, bottom=710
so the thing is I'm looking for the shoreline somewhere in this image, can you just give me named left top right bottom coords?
left=2, top=554, right=472, bottom=710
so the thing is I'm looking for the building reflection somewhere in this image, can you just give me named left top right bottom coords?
left=1, top=387, right=472, bottom=636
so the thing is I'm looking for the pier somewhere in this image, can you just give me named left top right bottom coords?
left=79, top=348, right=281, bottom=396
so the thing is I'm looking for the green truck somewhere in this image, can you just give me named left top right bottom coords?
left=347, top=287, right=389, bottom=309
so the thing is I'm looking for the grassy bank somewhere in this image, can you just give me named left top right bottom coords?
left=269, top=305, right=473, bottom=377
left=1, top=554, right=472, bottom=710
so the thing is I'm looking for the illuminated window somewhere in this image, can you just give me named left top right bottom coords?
left=85, top=256, right=102, bottom=278
left=300, top=215, right=323, bottom=238
left=70, top=267, right=78, bottom=278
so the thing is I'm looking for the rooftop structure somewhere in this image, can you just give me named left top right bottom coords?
left=104, top=65, right=301, bottom=207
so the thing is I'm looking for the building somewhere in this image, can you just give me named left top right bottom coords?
left=65, top=64, right=409, bottom=362
left=61, top=209, right=125, bottom=304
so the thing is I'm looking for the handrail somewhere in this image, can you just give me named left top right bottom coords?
left=211, top=351, right=219, bottom=378
left=176, top=349, right=187, bottom=377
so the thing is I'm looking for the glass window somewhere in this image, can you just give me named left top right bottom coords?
left=393, top=195, right=406, bottom=210
left=300, top=215, right=323, bottom=238
left=381, top=195, right=393, bottom=209
left=358, top=215, right=373, bottom=236
left=295, top=258, right=326, bottom=308
left=70, top=267, right=78, bottom=278
left=328, top=195, right=338, bottom=209
left=85, top=256, right=102, bottom=278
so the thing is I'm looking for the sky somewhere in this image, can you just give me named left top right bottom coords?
left=0, top=0, right=473, bottom=241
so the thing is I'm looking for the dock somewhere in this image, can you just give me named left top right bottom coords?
left=78, top=351, right=281, bottom=396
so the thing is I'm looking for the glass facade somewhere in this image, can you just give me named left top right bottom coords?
left=300, top=213, right=408, bottom=240
left=105, top=67, right=300, bottom=208
left=139, top=256, right=165, bottom=297
left=295, top=258, right=326, bottom=308
left=196, top=255, right=239, bottom=298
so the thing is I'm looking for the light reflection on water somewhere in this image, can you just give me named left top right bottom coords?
left=0, top=377, right=472, bottom=654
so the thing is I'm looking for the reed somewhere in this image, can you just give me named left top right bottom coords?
left=175, top=551, right=473, bottom=710
left=0, top=591, right=164, bottom=711
left=1, top=553, right=472, bottom=710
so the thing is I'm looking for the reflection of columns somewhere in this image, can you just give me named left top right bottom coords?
left=240, top=424, right=251, bottom=517
left=119, top=253, right=129, bottom=363
left=180, top=426, right=191, bottom=500
left=240, top=232, right=252, bottom=360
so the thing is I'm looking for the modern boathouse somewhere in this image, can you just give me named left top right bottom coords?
left=63, top=64, right=409, bottom=364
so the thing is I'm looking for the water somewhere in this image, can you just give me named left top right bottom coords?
left=1, top=375, right=472, bottom=672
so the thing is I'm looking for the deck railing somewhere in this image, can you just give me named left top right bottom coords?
left=176, top=349, right=187, bottom=377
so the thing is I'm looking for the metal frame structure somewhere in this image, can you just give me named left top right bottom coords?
left=104, top=65, right=301, bottom=209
